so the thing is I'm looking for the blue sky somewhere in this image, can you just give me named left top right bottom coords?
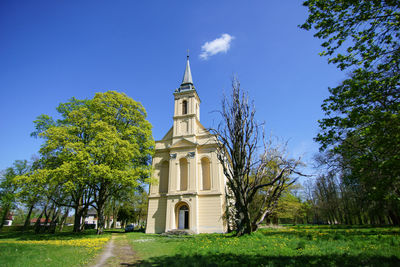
left=0, top=1, right=344, bottom=175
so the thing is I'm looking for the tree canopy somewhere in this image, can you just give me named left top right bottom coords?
left=22, top=91, right=154, bottom=233
left=0, top=160, right=30, bottom=229
left=301, top=0, right=400, bottom=224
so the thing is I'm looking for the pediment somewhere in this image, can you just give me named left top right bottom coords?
left=170, top=138, right=197, bottom=149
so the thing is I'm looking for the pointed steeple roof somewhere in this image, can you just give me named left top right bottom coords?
left=182, top=55, right=193, bottom=85
left=178, top=53, right=195, bottom=91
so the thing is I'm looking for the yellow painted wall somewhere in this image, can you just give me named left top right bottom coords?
left=146, top=84, right=228, bottom=234
left=198, top=195, right=225, bottom=233
left=146, top=197, right=167, bottom=233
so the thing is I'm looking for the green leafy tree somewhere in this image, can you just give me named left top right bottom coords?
left=117, top=190, right=148, bottom=229
left=0, top=160, right=30, bottom=229
left=301, top=1, right=400, bottom=224
left=275, top=186, right=306, bottom=224
left=117, top=203, right=136, bottom=228
left=27, top=91, right=154, bottom=233
left=132, top=190, right=148, bottom=228
left=14, top=156, right=49, bottom=230
left=89, top=91, right=154, bottom=234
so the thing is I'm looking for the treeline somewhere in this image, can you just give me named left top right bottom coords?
left=265, top=152, right=400, bottom=226
left=264, top=171, right=399, bottom=226
left=0, top=91, right=154, bottom=234
left=303, top=150, right=400, bottom=225
left=304, top=168, right=399, bottom=225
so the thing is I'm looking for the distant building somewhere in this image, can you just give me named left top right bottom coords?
left=30, top=218, right=51, bottom=225
left=146, top=56, right=228, bottom=234
left=83, top=209, right=120, bottom=229
left=3, top=213, right=13, bottom=226
left=84, top=209, right=98, bottom=227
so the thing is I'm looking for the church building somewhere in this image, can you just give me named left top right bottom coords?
left=145, top=56, right=227, bottom=234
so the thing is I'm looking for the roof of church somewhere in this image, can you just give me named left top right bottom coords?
left=182, top=55, right=193, bottom=85
left=178, top=55, right=195, bottom=91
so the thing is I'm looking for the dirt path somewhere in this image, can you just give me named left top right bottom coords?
left=91, top=234, right=138, bottom=267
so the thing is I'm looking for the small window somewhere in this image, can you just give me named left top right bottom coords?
left=182, top=100, right=188, bottom=115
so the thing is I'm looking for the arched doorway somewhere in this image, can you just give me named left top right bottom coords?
left=176, top=203, right=189, bottom=229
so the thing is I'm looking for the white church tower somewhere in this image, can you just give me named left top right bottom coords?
left=146, top=56, right=227, bottom=234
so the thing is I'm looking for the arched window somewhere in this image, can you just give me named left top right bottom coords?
left=159, top=161, right=169, bottom=193
left=201, top=157, right=211, bottom=190
left=182, top=100, right=188, bottom=115
left=179, top=158, right=188, bottom=191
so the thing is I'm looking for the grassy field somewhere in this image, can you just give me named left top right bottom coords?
left=0, top=229, right=110, bottom=267
left=0, top=225, right=399, bottom=266
left=128, top=225, right=400, bottom=266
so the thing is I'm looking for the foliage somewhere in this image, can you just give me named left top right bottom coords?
left=19, top=91, right=154, bottom=233
left=128, top=226, right=400, bottom=266
left=0, top=160, right=30, bottom=228
left=118, top=190, right=148, bottom=227
left=117, top=204, right=136, bottom=226
left=301, top=1, right=400, bottom=71
left=301, top=0, right=400, bottom=224
left=303, top=160, right=396, bottom=225
left=275, top=190, right=306, bottom=224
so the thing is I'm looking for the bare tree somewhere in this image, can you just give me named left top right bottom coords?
left=212, top=79, right=305, bottom=236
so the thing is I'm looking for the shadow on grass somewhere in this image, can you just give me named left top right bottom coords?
left=127, top=253, right=400, bottom=267
left=259, top=229, right=400, bottom=238
left=106, top=230, right=126, bottom=234
left=0, top=229, right=113, bottom=240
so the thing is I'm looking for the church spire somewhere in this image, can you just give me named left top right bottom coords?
left=178, top=52, right=194, bottom=91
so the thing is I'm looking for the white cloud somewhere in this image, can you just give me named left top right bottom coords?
left=199, top=33, right=234, bottom=60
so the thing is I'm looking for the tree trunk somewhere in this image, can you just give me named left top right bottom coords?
left=378, top=215, right=385, bottom=225
left=0, top=204, right=10, bottom=230
left=23, top=203, right=35, bottom=231
left=43, top=204, right=52, bottom=229
left=96, top=201, right=106, bottom=235
left=80, top=207, right=88, bottom=231
left=388, top=209, right=400, bottom=225
left=73, top=206, right=83, bottom=233
left=357, top=213, right=363, bottom=225
left=35, top=209, right=45, bottom=234
left=58, top=207, right=70, bottom=232
left=112, top=205, right=118, bottom=229
left=49, top=208, right=61, bottom=234
left=234, top=198, right=252, bottom=236
left=106, top=214, right=110, bottom=229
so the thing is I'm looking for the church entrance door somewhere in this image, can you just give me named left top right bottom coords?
left=178, top=205, right=189, bottom=229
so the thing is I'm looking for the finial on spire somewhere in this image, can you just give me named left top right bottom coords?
left=187, top=49, right=190, bottom=59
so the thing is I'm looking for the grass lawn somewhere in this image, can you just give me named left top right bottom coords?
left=127, top=225, right=400, bottom=266
left=0, top=229, right=111, bottom=267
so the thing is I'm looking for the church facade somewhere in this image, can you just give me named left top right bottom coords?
left=145, top=56, right=227, bottom=234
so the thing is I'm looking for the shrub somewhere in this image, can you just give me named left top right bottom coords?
left=295, top=241, right=306, bottom=250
